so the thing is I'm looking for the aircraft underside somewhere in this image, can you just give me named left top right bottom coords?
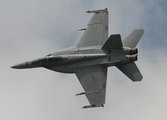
left=11, top=8, right=144, bottom=108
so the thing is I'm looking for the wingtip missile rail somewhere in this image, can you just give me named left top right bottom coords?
left=82, top=104, right=104, bottom=109
left=86, top=8, right=108, bottom=13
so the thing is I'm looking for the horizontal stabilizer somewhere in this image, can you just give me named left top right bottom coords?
left=116, top=62, right=143, bottom=81
left=102, top=34, right=123, bottom=49
left=123, top=29, right=144, bottom=48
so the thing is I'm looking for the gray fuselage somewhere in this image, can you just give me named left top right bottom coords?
left=11, top=46, right=138, bottom=73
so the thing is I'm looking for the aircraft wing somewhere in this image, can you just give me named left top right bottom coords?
left=76, top=8, right=108, bottom=47
left=75, top=65, right=107, bottom=108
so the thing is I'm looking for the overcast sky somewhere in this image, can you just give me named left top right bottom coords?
left=1, top=0, right=167, bottom=120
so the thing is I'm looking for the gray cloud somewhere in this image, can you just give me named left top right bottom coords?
left=1, top=0, right=167, bottom=120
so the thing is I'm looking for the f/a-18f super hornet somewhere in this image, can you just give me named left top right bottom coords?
left=11, top=8, right=144, bottom=109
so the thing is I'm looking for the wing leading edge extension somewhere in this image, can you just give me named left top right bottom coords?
left=75, top=65, right=107, bottom=108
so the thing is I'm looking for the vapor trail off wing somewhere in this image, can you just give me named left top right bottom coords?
left=75, top=65, right=107, bottom=108
left=77, top=8, right=108, bottom=47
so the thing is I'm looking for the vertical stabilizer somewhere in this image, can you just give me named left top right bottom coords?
left=123, top=29, right=144, bottom=48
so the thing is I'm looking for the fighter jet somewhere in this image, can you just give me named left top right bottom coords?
left=11, top=8, right=144, bottom=109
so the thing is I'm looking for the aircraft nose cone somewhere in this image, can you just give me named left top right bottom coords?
left=11, top=64, right=23, bottom=69
left=11, top=62, right=30, bottom=69
left=11, top=65, right=17, bottom=69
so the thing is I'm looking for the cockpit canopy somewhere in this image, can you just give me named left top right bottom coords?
left=31, top=56, right=62, bottom=65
